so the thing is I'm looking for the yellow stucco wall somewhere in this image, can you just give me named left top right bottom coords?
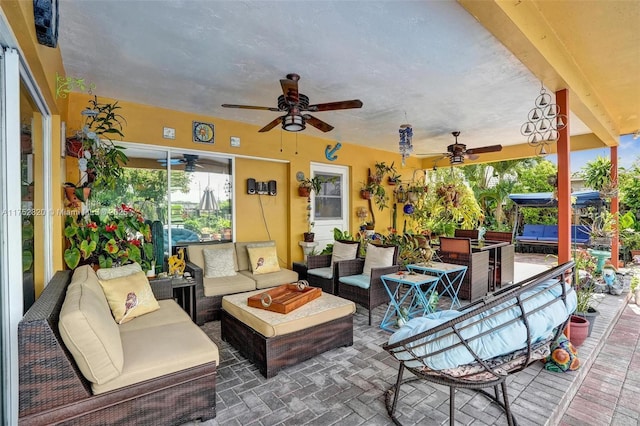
left=65, top=92, right=423, bottom=265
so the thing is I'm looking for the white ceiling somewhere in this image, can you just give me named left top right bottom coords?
left=58, top=0, right=591, bottom=157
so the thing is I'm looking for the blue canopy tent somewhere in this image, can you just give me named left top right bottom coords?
left=508, top=190, right=603, bottom=209
left=508, top=190, right=604, bottom=243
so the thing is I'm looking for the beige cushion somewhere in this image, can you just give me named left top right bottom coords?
left=330, top=241, right=359, bottom=266
left=98, top=271, right=160, bottom=324
left=222, top=289, right=355, bottom=338
left=186, top=243, right=238, bottom=271
left=203, top=245, right=237, bottom=278
left=247, top=245, right=280, bottom=274
left=59, top=265, right=124, bottom=385
left=239, top=268, right=298, bottom=289
left=202, top=273, right=257, bottom=297
left=96, top=262, right=142, bottom=280
left=363, top=244, right=396, bottom=276
left=235, top=241, right=275, bottom=271
left=93, top=320, right=219, bottom=394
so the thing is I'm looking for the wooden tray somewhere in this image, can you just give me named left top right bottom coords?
left=248, top=283, right=322, bottom=314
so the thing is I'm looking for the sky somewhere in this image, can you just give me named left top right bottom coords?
left=547, top=133, right=638, bottom=174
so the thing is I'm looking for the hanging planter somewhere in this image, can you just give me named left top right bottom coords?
left=65, top=137, right=84, bottom=158
left=298, top=186, right=311, bottom=197
left=360, top=189, right=372, bottom=200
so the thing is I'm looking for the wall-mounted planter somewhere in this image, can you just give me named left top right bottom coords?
left=360, top=189, right=372, bottom=200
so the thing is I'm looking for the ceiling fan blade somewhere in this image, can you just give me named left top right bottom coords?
left=221, top=104, right=281, bottom=111
left=465, top=144, right=503, bottom=155
left=258, top=116, right=284, bottom=133
left=303, top=114, right=334, bottom=132
left=307, top=99, right=363, bottom=112
left=466, top=154, right=480, bottom=161
left=280, top=76, right=299, bottom=104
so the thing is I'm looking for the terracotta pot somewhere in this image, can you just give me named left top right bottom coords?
left=569, top=315, right=589, bottom=347
left=298, top=186, right=311, bottom=197
left=65, top=138, right=84, bottom=158
left=64, top=186, right=80, bottom=208
left=360, top=190, right=372, bottom=200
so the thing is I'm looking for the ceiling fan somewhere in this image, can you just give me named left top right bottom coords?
left=418, top=131, right=502, bottom=165
left=157, top=154, right=203, bottom=172
left=221, top=73, right=363, bottom=133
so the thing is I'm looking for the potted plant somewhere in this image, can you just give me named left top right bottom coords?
left=619, top=211, right=640, bottom=259
left=589, top=210, right=616, bottom=247
left=304, top=221, right=315, bottom=242
left=70, top=96, right=129, bottom=192
left=572, top=249, right=599, bottom=337
left=63, top=204, right=154, bottom=271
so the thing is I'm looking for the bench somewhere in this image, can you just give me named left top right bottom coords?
left=382, top=261, right=576, bottom=425
left=515, top=224, right=590, bottom=252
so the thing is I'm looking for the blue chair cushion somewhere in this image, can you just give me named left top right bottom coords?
left=516, top=224, right=546, bottom=241
left=339, top=274, right=371, bottom=289
left=307, top=267, right=333, bottom=279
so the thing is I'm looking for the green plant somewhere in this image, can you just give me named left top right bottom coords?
left=64, top=204, right=154, bottom=271
left=73, top=96, right=128, bottom=191
left=380, top=228, right=433, bottom=267
left=630, top=275, right=640, bottom=292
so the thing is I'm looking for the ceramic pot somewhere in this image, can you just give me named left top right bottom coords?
left=303, top=232, right=315, bottom=243
left=575, top=307, right=599, bottom=337
left=569, top=315, right=589, bottom=347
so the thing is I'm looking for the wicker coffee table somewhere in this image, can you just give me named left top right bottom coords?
left=221, top=289, right=356, bottom=378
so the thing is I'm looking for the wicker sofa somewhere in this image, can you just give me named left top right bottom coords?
left=184, top=241, right=298, bottom=324
left=18, top=266, right=218, bottom=425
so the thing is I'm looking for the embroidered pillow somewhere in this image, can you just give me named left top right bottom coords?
left=362, top=244, right=395, bottom=276
left=96, top=262, right=142, bottom=280
left=330, top=241, right=359, bottom=266
left=245, top=241, right=276, bottom=271
left=98, top=271, right=160, bottom=324
left=203, top=246, right=237, bottom=278
left=247, top=245, right=280, bottom=275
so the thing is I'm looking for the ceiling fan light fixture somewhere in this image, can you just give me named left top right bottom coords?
left=450, top=154, right=465, bottom=165
left=282, top=114, right=305, bottom=132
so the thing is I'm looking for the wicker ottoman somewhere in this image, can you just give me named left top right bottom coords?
left=221, top=289, right=356, bottom=378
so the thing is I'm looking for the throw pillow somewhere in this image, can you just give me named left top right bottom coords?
left=203, top=246, right=237, bottom=278
left=98, top=271, right=160, bottom=324
left=96, top=262, right=142, bottom=281
left=247, top=245, right=280, bottom=275
left=245, top=241, right=276, bottom=271
left=543, top=335, right=580, bottom=372
left=363, top=244, right=395, bottom=276
left=331, top=241, right=359, bottom=266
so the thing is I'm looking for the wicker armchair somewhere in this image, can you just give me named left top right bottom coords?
left=454, top=229, right=479, bottom=239
left=336, top=244, right=399, bottom=325
left=306, top=240, right=360, bottom=294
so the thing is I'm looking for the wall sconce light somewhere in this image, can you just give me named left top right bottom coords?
left=520, top=85, right=567, bottom=156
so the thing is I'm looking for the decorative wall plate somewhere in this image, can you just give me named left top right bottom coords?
left=193, top=121, right=215, bottom=144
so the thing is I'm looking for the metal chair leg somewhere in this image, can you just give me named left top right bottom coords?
left=450, top=386, right=455, bottom=426
left=501, top=380, right=515, bottom=426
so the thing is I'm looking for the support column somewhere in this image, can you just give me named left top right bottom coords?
left=611, top=146, right=619, bottom=268
left=556, top=89, right=571, bottom=264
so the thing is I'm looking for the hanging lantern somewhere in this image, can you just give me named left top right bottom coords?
left=398, top=124, right=413, bottom=167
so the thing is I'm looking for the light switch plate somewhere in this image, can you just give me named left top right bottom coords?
left=230, top=136, right=240, bottom=147
left=163, top=127, right=176, bottom=139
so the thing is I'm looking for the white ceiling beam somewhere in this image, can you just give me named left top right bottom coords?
left=459, top=0, right=618, bottom=147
